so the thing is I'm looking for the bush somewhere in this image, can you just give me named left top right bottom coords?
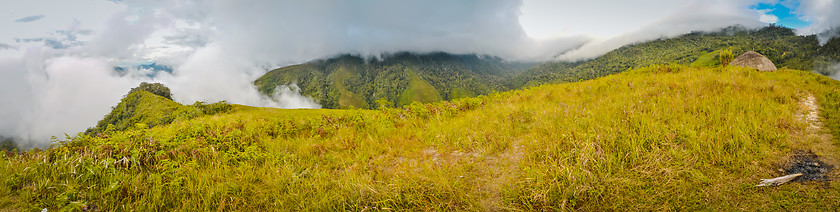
left=130, top=82, right=173, bottom=100
left=193, top=101, right=233, bottom=116
left=719, top=49, right=734, bottom=67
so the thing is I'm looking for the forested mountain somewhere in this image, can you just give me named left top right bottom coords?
left=517, top=25, right=840, bottom=86
left=255, top=52, right=534, bottom=109
left=254, top=26, right=840, bottom=109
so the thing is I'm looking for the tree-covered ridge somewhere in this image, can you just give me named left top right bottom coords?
left=254, top=52, right=534, bottom=109
left=255, top=26, right=840, bottom=108
left=85, top=83, right=233, bottom=136
left=129, top=82, right=173, bottom=100
left=518, top=25, right=840, bottom=86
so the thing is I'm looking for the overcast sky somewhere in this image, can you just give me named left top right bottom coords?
left=1, top=0, right=836, bottom=62
left=0, top=0, right=838, bottom=147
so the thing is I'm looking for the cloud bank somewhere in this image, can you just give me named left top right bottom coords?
left=155, top=44, right=321, bottom=109
left=795, top=0, right=840, bottom=44
left=555, top=0, right=767, bottom=61
left=0, top=44, right=319, bottom=148
left=171, top=0, right=588, bottom=63
left=0, top=49, right=138, bottom=148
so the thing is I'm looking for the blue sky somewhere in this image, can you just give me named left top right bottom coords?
left=751, top=0, right=811, bottom=29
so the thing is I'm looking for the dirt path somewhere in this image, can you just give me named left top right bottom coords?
left=798, top=93, right=824, bottom=133
left=795, top=93, right=835, bottom=152
left=478, top=140, right=524, bottom=211
left=787, top=92, right=839, bottom=181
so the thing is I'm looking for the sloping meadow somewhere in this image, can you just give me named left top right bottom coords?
left=2, top=65, right=840, bottom=210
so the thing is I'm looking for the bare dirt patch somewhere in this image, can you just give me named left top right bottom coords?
left=781, top=150, right=833, bottom=183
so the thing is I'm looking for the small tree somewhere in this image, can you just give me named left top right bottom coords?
left=719, top=50, right=734, bottom=67
left=375, top=98, right=393, bottom=109
left=129, top=82, right=172, bottom=100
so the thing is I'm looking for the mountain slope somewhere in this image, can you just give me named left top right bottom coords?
left=517, top=25, right=840, bottom=87
left=4, top=65, right=840, bottom=210
left=254, top=52, right=534, bottom=109
left=254, top=26, right=840, bottom=108
left=85, top=84, right=234, bottom=136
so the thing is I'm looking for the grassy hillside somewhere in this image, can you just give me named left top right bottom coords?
left=254, top=52, right=533, bottom=109
left=397, top=70, right=443, bottom=106
left=3, top=65, right=840, bottom=210
left=85, top=85, right=234, bottom=136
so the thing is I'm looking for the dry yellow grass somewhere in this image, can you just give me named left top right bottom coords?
left=2, top=65, right=840, bottom=211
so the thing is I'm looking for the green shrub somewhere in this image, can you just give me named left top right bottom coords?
left=193, top=101, right=233, bottom=116
left=130, top=82, right=173, bottom=100
left=719, top=49, right=734, bottom=67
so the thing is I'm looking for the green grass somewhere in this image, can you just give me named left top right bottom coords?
left=450, top=87, right=476, bottom=99
left=3, top=65, right=840, bottom=210
left=330, top=65, right=366, bottom=109
left=85, top=91, right=233, bottom=135
left=690, top=49, right=723, bottom=67
left=398, top=70, right=442, bottom=106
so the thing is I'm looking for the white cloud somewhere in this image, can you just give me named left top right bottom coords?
left=831, top=63, right=840, bottom=80
left=0, top=43, right=16, bottom=50
left=555, top=0, right=765, bottom=61
left=178, top=0, right=584, bottom=63
left=758, top=12, right=780, bottom=23
left=156, top=44, right=319, bottom=108
left=795, top=0, right=840, bottom=44
left=0, top=49, right=139, bottom=148
left=31, top=56, right=138, bottom=142
left=520, top=0, right=685, bottom=39
left=0, top=43, right=319, bottom=148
